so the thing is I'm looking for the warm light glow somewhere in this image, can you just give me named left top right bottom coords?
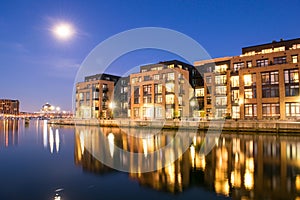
left=108, top=133, right=115, bottom=158
left=109, top=102, right=115, bottom=109
left=244, top=170, right=254, bottom=190
left=52, top=23, right=75, bottom=40
left=296, top=175, right=300, bottom=191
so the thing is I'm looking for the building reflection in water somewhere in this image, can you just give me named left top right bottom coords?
left=42, top=120, right=60, bottom=154
left=74, top=126, right=300, bottom=199
left=0, top=119, right=20, bottom=147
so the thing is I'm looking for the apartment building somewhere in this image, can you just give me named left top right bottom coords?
left=75, top=73, right=120, bottom=119
left=0, top=99, right=19, bottom=116
left=130, top=61, right=191, bottom=120
left=195, top=38, right=300, bottom=120
left=194, top=57, right=232, bottom=119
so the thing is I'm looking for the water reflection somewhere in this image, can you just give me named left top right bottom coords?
left=0, top=119, right=19, bottom=147
left=75, top=126, right=300, bottom=199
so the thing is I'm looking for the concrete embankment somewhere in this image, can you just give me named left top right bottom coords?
left=48, top=119, right=300, bottom=133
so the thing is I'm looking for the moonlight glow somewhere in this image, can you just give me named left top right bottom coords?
left=52, top=23, right=75, bottom=40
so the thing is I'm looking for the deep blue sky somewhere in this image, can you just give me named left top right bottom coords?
left=1, top=0, right=300, bottom=112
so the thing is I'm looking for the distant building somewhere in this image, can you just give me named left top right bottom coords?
left=0, top=99, right=19, bottom=116
left=75, top=73, right=121, bottom=119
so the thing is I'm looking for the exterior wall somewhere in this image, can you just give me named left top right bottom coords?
left=129, top=67, right=190, bottom=120
left=0, top=99, right=19, bottom=115
left=230, top=45, right=300, bottom=120
left=76, top=80, right=115, bottom=119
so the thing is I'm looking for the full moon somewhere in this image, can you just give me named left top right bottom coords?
left=52, top=23, right=75, bottom=40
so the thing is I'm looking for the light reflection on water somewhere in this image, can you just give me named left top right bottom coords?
left=0, top=119, right=300, bottom=200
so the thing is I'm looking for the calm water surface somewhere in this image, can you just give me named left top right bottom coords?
left=0, top=119, right=300, bottom=200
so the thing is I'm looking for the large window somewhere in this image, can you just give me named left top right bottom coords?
left=167, top=73, right=175, bottom=81
left=195, top=88, right=204, bottom=97
left=143, top=96, right=151, bottom=104
left=154, top=95, right=162, bottom=103
left=215, top=97, right=227, bottom=106
left=215, top=75, right=227, bottom=84
left=261, top=71, right=279, bottom=85
left=284, top=69, right=299, bottom=97
left=274, top=56, right=287, bottom=65
left=245, top=104, right=257, bottom=117
left=285, top=69, right=299, bottom=83
left=285, top=85, right=299, bottom=96
left=292, top=55, right=298, bottom=64
left=206, top=96, right=211, bottom=105
left=286, top=102, right=300, bottom=117
left=233, top=62, right=244, bottom=72
left=166, top=83, right=175, bottom=93
left=166, top=94, right=175, bottom=104
left=262, top=71, right=279, bottom=98
left=244, top=74, right=256, bottom=86
left=231, top=76, right=239, bottom=87
left=143, top=85, right=151, bottom=95
left=262, top=103, right=280, bottom=117
left=154, top=84, right=162, bottom=94
left=215, top=86, right=226, bottom=95
left=215, top=64, right=228, bottom=73
left=262, top=86, right=279, bottom=98
left=257, top=59, right=268, bottom=67
left=245, top=88, right=256, bottom=99
left=231, top=90, right=239, bottom=102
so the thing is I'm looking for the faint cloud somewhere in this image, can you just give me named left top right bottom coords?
left=0, top=41, right=30, bottom=54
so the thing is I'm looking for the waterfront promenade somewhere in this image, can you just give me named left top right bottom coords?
left=48, top=118, right=300, bottom=134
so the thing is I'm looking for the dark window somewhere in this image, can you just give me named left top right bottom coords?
left=274, top=56, right=287, bottom=65
left=257, top=59, right=268, bottom=67
left=143, top=85, right=151, bottom=95
left=285, top=85, right=299, bottom=96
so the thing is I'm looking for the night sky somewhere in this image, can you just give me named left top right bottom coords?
left=1, top=0, right=300, bottom=112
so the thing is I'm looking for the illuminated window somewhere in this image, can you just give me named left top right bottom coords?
left=143, top=85, right=151, bottom=95
left=215, top=86, right=226, bottom=95
left=143, top=96, right=151, bottom=103
left=215, top=97, right=227, bottom=106
left=292, top=44, right=300, bottom=49
left=195, top=88, right=204, bottom=97
left=245, top=104, right=257, bottom=117
left=215, top=75, right=227, bottom=84
left=256, top=59, right=268, bottom=67
left=244, top=74, right=256, bottom=86
left=247, top=61, right=252, bottom=68
left=274, top=46, right=285, bottom=52
left=286, top=102, right=300, bottom=117
left=134, top=108, right=139, bottom=117
left=168, top=64, right=174, bottom=69
left=285, top=69, right=299, bottom=83
left=167, top=73, right=175, bottom=80
left=166, top=83, right=175, bottom=93
left=231, top=76, right=239, bottom=87
left=262, top=48, right=272, bottom=54
left=153, top=74, right=159, bottom=80
left=166, top=94, right=175, bottom=104
left=262, top=71, right=279, bottom=85
left=262, top=103, right=280, bottom=117
left=154, top=95, right=162, bottom=103
left=231, top=90, right=239, bottom=102
left=178, top=96, right=183, bottom=105
left=215, top=64, right=228, bottom=73
left=245, top=88, right=256, bottom=99
left=233, top=62, right=244, bottom=72
left=131, top=77, right=137, bottom=84
left=154, top=84, right=162, bottom=94
left=292, top=55, right=298, bottom=63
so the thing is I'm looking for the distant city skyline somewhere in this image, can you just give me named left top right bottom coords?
left=1, top=0, right=300, bottom=112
